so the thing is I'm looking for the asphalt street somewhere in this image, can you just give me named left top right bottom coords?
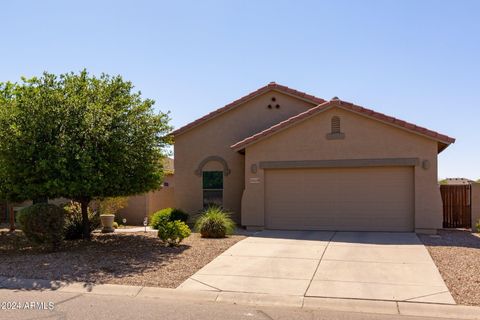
left=0, top=289, right=458, bottom=320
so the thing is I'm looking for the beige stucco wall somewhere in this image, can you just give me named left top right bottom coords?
left=472, top=183, right=480, bottom=232
left=117, top=194, right=147, bottom=225
left=148, top=175, right=175, bottom=216
left=174, top=90, right=316, bottom=221
left=242, top=107, right=444, bottom=233
left=118, top=175, right=175, bottom=225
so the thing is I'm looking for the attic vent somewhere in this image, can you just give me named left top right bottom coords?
left=331, top=116, right=341, bottom=134
left=326, top=116, right=345, bottom=140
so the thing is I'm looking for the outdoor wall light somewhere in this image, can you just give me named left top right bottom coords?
left=143, top=217, right=148, bottom=233
left=422, top=160, right=430, bottom=170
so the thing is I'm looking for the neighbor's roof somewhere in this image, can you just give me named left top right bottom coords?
left=441, top=178, right=474, bottom=185
left=171, top=82, right=326, bottom=136
left=230, top=98, right=455, bottom=153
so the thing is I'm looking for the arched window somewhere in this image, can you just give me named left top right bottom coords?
left=331, top=116, right=341, bottom=134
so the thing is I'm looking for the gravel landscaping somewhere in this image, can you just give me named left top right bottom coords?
left=419, top=230, right=480, bottom=306
left=0, top=231, right=245, bottom=288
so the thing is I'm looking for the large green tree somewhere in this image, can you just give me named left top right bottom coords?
left=0, top=70, right=172, bottom=238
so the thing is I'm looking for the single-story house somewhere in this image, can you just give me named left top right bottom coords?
left=173, top=82, right=455, bottom=233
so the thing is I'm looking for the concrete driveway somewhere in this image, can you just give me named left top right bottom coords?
left=178, top=231, right=454, bottom=304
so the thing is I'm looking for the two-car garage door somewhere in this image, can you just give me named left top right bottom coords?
left=264, top=167, right=414, bottom=232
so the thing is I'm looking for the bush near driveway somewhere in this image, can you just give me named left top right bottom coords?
left=195, top=206, right=235, bottom=238
left=17, top=203, right=65, bottom=250
left=150, top=208, right=189, bottom=229
left=158, top=220, right=191, bottom=246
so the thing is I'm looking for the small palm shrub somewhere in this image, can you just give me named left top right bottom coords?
left=195, top=206, right=235, bottom=238
left=150, top=208, right=189, bottom=229
left=158, top=220, right=191, bottom=246
left=17, top=203, right=65, bottom=250
left=63, top=201, right=100, bottom=240
left=476, top=219, right=480, bottom=233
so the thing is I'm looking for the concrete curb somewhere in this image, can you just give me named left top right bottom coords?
left=1, top=277, right=479, bottom=319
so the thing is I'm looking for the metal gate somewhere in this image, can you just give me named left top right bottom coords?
left=440, top=184, right=472, bottom=228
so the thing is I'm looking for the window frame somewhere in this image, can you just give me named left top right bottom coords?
left=202, top=171, right=224, bottom=207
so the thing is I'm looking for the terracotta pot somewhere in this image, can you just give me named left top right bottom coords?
left=100, top=214, right=115, bottom=233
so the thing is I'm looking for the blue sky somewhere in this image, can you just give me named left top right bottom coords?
left=1, top=0, right=479, bottom=179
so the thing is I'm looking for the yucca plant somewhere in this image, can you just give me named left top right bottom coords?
left=195, top=206, right=235, bottom=238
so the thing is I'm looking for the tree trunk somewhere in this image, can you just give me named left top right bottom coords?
left=80, top=199, right=91, bottom=240
left=8, top=204, right=15, bottom=232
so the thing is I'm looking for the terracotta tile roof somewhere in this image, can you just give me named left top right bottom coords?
left=230, top=99, right=455, bottom=152
left=171, top=82, right=326, bottom=136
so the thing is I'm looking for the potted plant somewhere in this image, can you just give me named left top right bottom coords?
left=96, top=197, right=128, bottom=233
left=100, top=214, right=115, bottom=233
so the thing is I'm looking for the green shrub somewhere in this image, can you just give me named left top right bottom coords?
left=195, top=206, right=235, bottom=238
left=476, top=220, right=480, bottom=233
left=149, top=208, right=189, bottom=229
left=63, top=201, right=100, bottom=240
left=158, top=220, right=191, bottom=246
left=150, top=209, right=172, bottom=230
left=170, top=208, right=189, bottom=223
left=17, top=203, right=65, bottom=250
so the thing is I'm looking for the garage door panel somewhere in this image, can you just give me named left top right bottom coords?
left=265, top=167, right=414, bottom=232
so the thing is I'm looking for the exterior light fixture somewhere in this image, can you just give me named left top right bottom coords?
left=143, top=217, right=148, bottom=233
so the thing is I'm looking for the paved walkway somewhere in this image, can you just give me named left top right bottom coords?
left=112, top=226, right=156, bottom=233
left=179, top=230, right=454, bottom=304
